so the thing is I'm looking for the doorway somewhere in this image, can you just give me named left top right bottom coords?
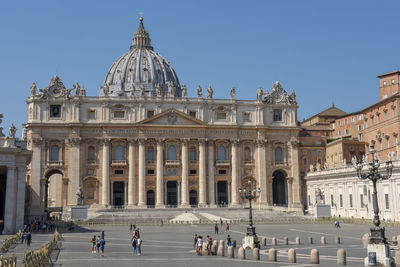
left=113, top=182, right=125, bottom=206
left=217, top=181, right=228, bottom=205
left=272, top=170, right=288, bottom=206
left=189, top=190, right=198, bottom=206
left=166, top=181, right=178, bottom=206
left=147, top=190, right=155, bottom=207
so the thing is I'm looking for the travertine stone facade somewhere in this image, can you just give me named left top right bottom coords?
left=0, top=115, right=32, bottom=234
left=25, top=18, right=303, bottom=217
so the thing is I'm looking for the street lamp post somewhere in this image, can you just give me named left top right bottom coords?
left=354, top=145, right=394, bottom=266
left=239, top=179, right=261, bottom=249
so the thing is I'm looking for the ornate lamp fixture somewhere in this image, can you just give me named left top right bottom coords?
left=239, top=179, right=261, bottom=248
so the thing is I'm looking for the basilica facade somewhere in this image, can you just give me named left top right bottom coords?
left=25, top=18, right=303, bottom=218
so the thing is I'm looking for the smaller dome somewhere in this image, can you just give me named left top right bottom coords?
left=101, top=18, right=181, bottom=97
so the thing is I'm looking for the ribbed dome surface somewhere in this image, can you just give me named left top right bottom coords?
left=101, top=18, right=181, bottom=97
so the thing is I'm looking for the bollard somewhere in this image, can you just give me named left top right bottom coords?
left=296, top=237, right=300, bottom=245
left=335, top=235, right=341, bottom=244
left=262, top=237, right=267, bottom=246
left=269, top=248, right=277, bottom=262
left=211, top=240, right=218, bottom=255
left=272, top=237, right=277, bottom=246
left=227, top=246, right=234, bottom=258
left=337, top=248, right=346, bottom=265
left=362, top=233, right=370, bottom=248
left=217, top=240, right=225, bottom=257
left=202, top=242, right=208, bottom=256
left=395, top=251, right=400, bottom=266
left=253, top=247, right=260, bottom=260
left=238, top=247, right=246, bottom=260
left=321, top=236, right=326, bottom=244
left=311, top=249, right=320, bottom=264
left=308, top=237, right=313, bottom=244
left=288, top=248, right=296, bottom=263
left=284, top=237, right=288, bottom=245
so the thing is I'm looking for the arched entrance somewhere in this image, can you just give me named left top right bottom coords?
left=272, top=170, right=288, bottom=206
left=0, top=167, right=6, bottom=232
left=166, top=181, right=178, bottom=206
left=217, top=181, right=228, bottom=205
left=44, top=169, right=64, bottom=210
left=189, top=190, right=197, bottom=206
left=113, top=182, right=125, bottom=206
left=147, top=190, right=155, bottom=207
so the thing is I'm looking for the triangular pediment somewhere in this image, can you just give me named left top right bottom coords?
left=138, top=108, right=206, bottom=126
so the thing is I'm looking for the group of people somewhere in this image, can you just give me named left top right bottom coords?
left=24, top=217, right=57, bottom=233
left=334, top=220, right=341, bottom=228
left=90, top=231, right=106, bottom=257
left=21, top=230, right=32, bottom=247
left=214, top=218, right=230, bottom=234
left=130, top=224, right=142, bottom=256
left=194, top=233, right=233, bottom=256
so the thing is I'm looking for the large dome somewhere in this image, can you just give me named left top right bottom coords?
left=100, top=18, right=181, bottom=97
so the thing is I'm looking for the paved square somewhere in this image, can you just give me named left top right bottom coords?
left=54, top=223, right=400, bottom=267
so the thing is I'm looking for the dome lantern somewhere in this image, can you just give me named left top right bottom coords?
left=130, top=17, right=153, bottom=51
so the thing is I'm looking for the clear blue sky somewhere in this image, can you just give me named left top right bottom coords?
left=1, top=0, right=400, bottom=136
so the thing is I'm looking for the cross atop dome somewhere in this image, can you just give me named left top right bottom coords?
left=131, top=16, right=153, bottom=51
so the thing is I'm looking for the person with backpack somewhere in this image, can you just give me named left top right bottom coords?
left=99, top=237, right=106, bottom=257
left=26, top=232, right=32, bottom=247
left=131, top=237, right=137, bottom=255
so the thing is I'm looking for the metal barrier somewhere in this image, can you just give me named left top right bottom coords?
left=0, top=254, right=17, bottom=267
left=0, top=231, right=22, bottom=253
left=21, top=229, right=60, bottom=267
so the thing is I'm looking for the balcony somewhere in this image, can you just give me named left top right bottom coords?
left=165, top=160, right=180, bottom=167
left=47, top=161, right=63, bottom=167
left=216, top=160, right=230, bottom=167
left=111, top=160, right=127, bottom=166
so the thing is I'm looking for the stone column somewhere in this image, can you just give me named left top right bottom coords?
left=177, top=181, right=181, bottom=206
left=227, top=181, right=231, bottom=204
left=198, top=139, right=207, bottom=206
left=124, top=181, right=128, bottom=206
left=110, top=181, right=114, bottom=206
left=69, top=138, right=81, bottom=206
left=138, top=139, right=146, bottom=207
left=231, top=139, right=239, bottom=206
left=101, top=139, right=110, bottom=206
left=256, top=139, right=268, bottom=204
left=156, top=139, right=164, bottom=207
left=31, top=138, right=43, bottom=214
left=3, top=166, right=17, bottom=234
left=181, top=139, right=189, bottom=207
left=16, top=165, right=27, bottom=230
left=208, top=140, right=215, bottom=206
left=215, top=181, right=218, bottom=205
left=164, top=181, right=168, bottom=205
left=267, top=177, right=273, bottom=205
left=289, top=139, right=302, bottom=210
left=287, top=177, right=293, bottom=207
left=128, top=139, right=135, bottom=207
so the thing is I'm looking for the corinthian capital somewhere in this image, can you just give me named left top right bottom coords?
left=32, top=138, right=43, bottom=146
left=68, top=138, right=81, bottom=147
left=256, top=139, right=267, bottom=147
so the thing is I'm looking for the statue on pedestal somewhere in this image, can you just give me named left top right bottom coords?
left=9, top=123, right=16, bottom=138
left=30, top=82, right=37, bottom=96
left=206, top=85, right=213, bottom=99
left=230, top=87, right=236, bottom=100
left=196, top=85, right=202, bottom=98
left=76, top=188, right=84, bottom=206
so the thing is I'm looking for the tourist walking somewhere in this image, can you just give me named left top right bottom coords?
left=99, top=237, right=106, bottom=257
left=225, top=223, right=230, bottom=232
left=101, top=231, right=105, bottom=239
left=214, top=223, right=219, bottom=234
left=91, top=235, right=97, bottom=253
left=26, top=232, right=32, bottom=247
left=131, top=237, right=137, bottom=255
left=226, top=235, right=232, bottom=247
left=96, top=235, right=101, bottom=253
left=220, top=218, right=223, bottom=228
left=193, top=234, right=198, bottom=248
left=207, top=236, right=213, bottom=255
left=137, top=237, right=142, bottom=256
left=197, top=236, right=203, bottom=256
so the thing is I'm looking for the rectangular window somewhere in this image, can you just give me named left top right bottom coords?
left=189, top=169, right=197, bottom=175
left=273, top=109, right=282, bottom=121
left=113, top=110, right=125, bottom=118
left=339, top=194, right=343, bottom=207
left=358, top=125, right=364, bottom=131
left=358, top=134, right=363, bottom=141
left=218, top=169, right=227, bottom=175
left=308, top=195, right=311, bottom=206
left=88, top=109, right=96, bottom=120
left=385, top=194, right=389, bottom=209
left=344, top=119, right=348, bottom=125
left=338, top=130, right=342, bottom=137
left=338, top=120, right=341, bottom=126
left=243, top=112, right=251, bottom=122
left=147, top=169, right=155, bottom=175
left=360, top=194, right=364, bottom=208
left=393, top=109, right=397, bottom=117
left=365, top=121, right=368, bottom=128
left=330, top=194, right=334, bottom=205
left=114, top=170, right=123, bottom=175
left=349, top=194, right=353, bottom=208
left=147, top=110, right=155, bottom=118
left=351, top=117, right=355, bottom=123
left=217, top=112, right=227, bottom=120
left=189, top=111, right=197, bottom=118
left=345, top=129, right=349, bottom=135
left=385, top=112, right=388, bottom=120
left=50, top=105, right=61, bottom=118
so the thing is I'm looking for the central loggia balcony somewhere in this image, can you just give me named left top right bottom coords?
left=111, top=160, right=127, bottom=166
left=216, top=160, right=230, bottom=166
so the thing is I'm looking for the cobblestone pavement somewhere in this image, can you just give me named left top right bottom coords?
left=54, top=223, right=400, bottom=267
